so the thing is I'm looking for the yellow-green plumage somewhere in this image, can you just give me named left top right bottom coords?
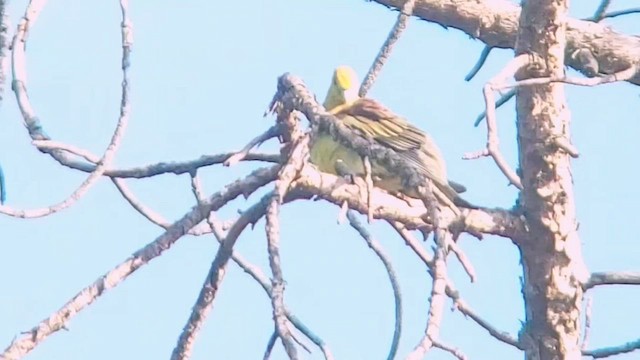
left=310, top=65, right=474, bottom=210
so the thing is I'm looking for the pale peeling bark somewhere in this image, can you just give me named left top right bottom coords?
left=372, top=0, right=640, bottom=86
left=514, top=1, right=587, bottom=360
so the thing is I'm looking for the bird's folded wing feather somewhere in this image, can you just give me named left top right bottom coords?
left=335, top=98, right=450, bottom=190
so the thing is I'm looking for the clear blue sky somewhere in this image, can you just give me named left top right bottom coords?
left=1, top=1, right=638, bottom=359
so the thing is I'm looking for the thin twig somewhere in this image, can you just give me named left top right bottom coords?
left=0, top=0, right=8, bottom=105
left=0, top=3, right=6, bottom=208
left=263, top=329, right=279, bottom=360
left=388, top=222, right=522, bottom=351
left=3, top=0, right=132, bottom=218
left=432, top=338, right=468, bottom=360
left=363, top=156, right=374, bottom=223
left=111, top=153, right=281, bottom=177
left=347, top=211, right=402, bottom=360
left=453, top=297, right=523, bottom=349
left=583, top=338, right=640, bottom=358
left=464, top=54, right=530, bottom=190
left=32, top=144, right=280, bottom=177
left=597, top=8, right=640, bottom=20
left=552, top=136, right=580, bottom=158
left=585, top=271, right=640, bottom=290
left=190, top=170, right=219, bottom=232
left=289, top=328, right=313, bottom=354
left=389, top=221, right=433, bottom=267
left=359, top=0, right=416, bottom=97
left=224, top=125, right=281, bottom=167
left=32, top=140, right=100, bottom=163
left=581, top=296, right=592, bottom=350
left=115, top=176, right=216, bottom=233
left=473, top=89, right=515, bottom=127
left=591, top=0, right=612, bottom=21
left=501, top=64, right=639, bottom=90
left=447, top=240, right=476, bottom=283
left=465, top=45, right=492, bottom=81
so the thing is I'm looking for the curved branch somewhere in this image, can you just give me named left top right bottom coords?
left=465, top=45, right=492, bottom=82
left=347, top=211, right=402, bottom=360
left=4, top=0, right=132, bottom=218
left=591, top=8, right=640, bottom=21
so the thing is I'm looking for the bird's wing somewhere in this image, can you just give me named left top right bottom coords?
left=339, top=98, right=422, bottom=151
left=335, top=98, right=450, bottom=187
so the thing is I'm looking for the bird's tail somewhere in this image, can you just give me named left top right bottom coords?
left=435, top=181, right=479, bottom=210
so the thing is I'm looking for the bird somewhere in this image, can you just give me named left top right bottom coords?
left=309, top=65, right=475, bottom=212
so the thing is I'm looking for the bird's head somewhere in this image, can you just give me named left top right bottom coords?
left=333, top=65, right=358, bottom=92
left=324, top=65, right=360, bottom=110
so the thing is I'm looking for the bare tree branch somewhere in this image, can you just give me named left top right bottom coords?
left=171, top=193, right=272, bottom=360
left=347, top=211, right=402, bottom=360
left=32, top=140, right=280, bottom=180
left=581, top=296, right=593, bottom=351
left=465, top=45, right=492, bottom=82
left=583, top=338, right=640, bottom=358
left=472, top=89, right=515, bottom=127
left=447, top=240, right=476, bottom=283
left=432, top=338, right=468, bottom=360
left=370, top=0, right=640, bottom=86
left=406, top=186, right=448, bottom=359
left=452, top=296, right=523, bottom=350
left=292, top=164, right=524, bottom=238
left=108, top=152, right=281, bottom=178
left=585, top=271, right=640, bottom=290
left=265, top=194, right=299, bottom=359
left=591, top=0, right=612, bottom=21
left=3, top=0, right=132, bottom=218
left=359, top=0, right=416, bottom=97
left=503, top=64, right=639, bottom=89
left=389, top=221, right=434, bottom=266
left=597, top=8, right=640, bottom=20
left=387, top=223, right=522, bottom=351
left=263, top=329, right=279, bottom=360
left=363, top=156, right=374, bottom=223
left=588, top=1, right=640, bottom=22
left=224, top=125, right=282, bottom=167
left=0, top=166, right=279, bottom=360
left=259, top=109, right=309, bottom=359
left=464, top=54, right=528, bottom=190
left=0, top=0, right=7, bottom=105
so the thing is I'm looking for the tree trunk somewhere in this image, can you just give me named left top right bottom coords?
left=515, top=1, right=588, bottom=359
